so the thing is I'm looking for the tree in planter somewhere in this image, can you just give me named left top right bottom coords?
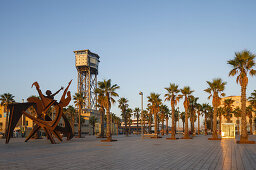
left=96, top=79, right=120, bottom=142
left=118, top=97, right=129, bottom=136
left=246, top=105, right=253, bottom=135
left=204, top=78, right=226, bottom=140
left=64, top=105, right=76, bottom=134
left=89, top=116, right=98, bottom=135
left=223, top=99, right=235, bottom=123
left=217, top=107, right=225, bottom=135
left=147, top=93, right=162, bottom=137
left=164, top=83, right=181, bottom=139
left=233, top=106, right=241, bottom=135
left=227, top=50, right=256, bottom=143
left=73, top=93, right=85, bottom=138
left=188, top=96, right=198, bottom=136
left=126, top=108, right=133, bottom=135
left=180, top=86, right=194, bottom=139
left=159, top=104, right=169, bottom=136
left=196, top=103, right=202, bottom=135
left=180, top=112, right=185, bottom=133
left=0, top=93, right=15, bottom=136
left=174, top=109, right=180, bottom=134
left=133, top=107, right=140, bottom=135
left=95, top=88, right=106, bottom=138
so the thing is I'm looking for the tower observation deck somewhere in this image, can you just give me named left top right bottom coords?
left=74, top=49, right=100, bottom=112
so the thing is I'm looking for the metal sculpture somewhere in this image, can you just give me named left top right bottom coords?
left=5, top=80, right=73, bottom=144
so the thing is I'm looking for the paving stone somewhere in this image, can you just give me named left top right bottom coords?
left=0, top=135, right=256, bottom=169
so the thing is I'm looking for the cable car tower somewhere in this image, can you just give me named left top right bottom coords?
left=74, top=49, right=100, bottom=112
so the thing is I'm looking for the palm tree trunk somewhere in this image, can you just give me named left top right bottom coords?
left=198, top=111, right=200, bottom=135
left=100, top=108, right=105, bottom=137
left=219, top=114, right=222, bottom=135
left=183, top=121, right=184, bottom=132
left=78, top=105, right=81, bottom=138
left=129, top=117, right=131, bottom=134
left=237, top=118, right=240, bottom=135
left=4, top=105, right=9, bottom=135
left=240, top=84, right=248, bottom=142
left=249, top=116, right=253, bottom=135
left=192, top=111, right=195, bottom=136
left=123, top=110, right=128, bottom=136
left=184, top=105, right=189, bottom=138
left=149, top=115, right=152, bottom=134
left=106, top=105, right=111, bottom=141
left=136, top=115, right=139, bottom=135
left=212, top=96, right=218, bottom=139
left=154, top=112, right=157, bottom=135
left=116, top=122, right=119, bottom=135
left=171, top=102, right=175, bottom=139
left=165, top=117, right=169, bottom=135
left=161, top=118, right=164, bottom=136
left=204, top=115, right=207, bottom=135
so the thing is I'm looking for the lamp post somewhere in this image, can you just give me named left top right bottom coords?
left=139, top=92, right=143, bottom=138
left=22, top=99, right=24, bottom=137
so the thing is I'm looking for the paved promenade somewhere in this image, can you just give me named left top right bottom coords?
left=0, top=135, right=256, bottom=170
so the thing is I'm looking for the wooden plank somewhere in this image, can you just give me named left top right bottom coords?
left=238, top=144, right=253, bottom=170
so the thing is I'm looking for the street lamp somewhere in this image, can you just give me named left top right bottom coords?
left=22, top=99, right=24, bottom=137
left=139, top=92, right=143, bottom=138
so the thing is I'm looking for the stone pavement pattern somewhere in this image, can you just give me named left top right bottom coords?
left=0, top=135, right=256, bottom=170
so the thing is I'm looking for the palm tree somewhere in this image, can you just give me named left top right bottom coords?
left=188, top=96, right=198, bottom=136
left=204, top=78, right=226, bottom=140
left=147, top=93, right=162, bottom=136
left=207, top=105, right=214, bottom=133
left=164, top=107, right=171, bottom=135
left=174, top=109, right=179, bottom=134
left=141, top=110, right=147, bottom=133
left=164, top=83, right=180, bottom=139
left=233, top=107, right=241, bottom=135
left=73, top=93, right=85, bottom=138
left=248, top=90, right=256, bottom=108
left=160, top=105, right=170, bottom=135
left=112, top=114, right=121, bottom=135
left=201, top=103, right=210, bottom=135
left=180, top=86, right=194, bottom=139
left=223, top=99, right=235, bottom=123
left=126, top=108, right=133, bottom=134
left=118, top=97, right=129, bottom=136
left=180, top=112, right=185, bottom=133
left=95, top=88, right=106, bottom=138
left=159, top=105, right=167, bottom=136
left=146, top=107, right=153, bottom=133
left=133, top=107, right=140, bottom=135
left=246, top=105, right=253, bottom=135
left=196, top=103, right=202, bottom=135
left=65, top=105, right=76, bottom=133
left=0, top=93, right=15, bottom=134
left=227, top=50, right=256, bottom=143
left=217, top=107, right=225, bottom=135
left=89, top=116, right=98, bottom=135
left=96, top=79, right=119, bottom=141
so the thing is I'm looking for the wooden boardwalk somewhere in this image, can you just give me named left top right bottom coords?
left=0, top=135, right=256, bottom=169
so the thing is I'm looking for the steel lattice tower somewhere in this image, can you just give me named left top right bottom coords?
left=74, top=50, right=100, bottom=111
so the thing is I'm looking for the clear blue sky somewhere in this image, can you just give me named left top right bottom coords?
left=1, top=0, right=256, bottom=120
